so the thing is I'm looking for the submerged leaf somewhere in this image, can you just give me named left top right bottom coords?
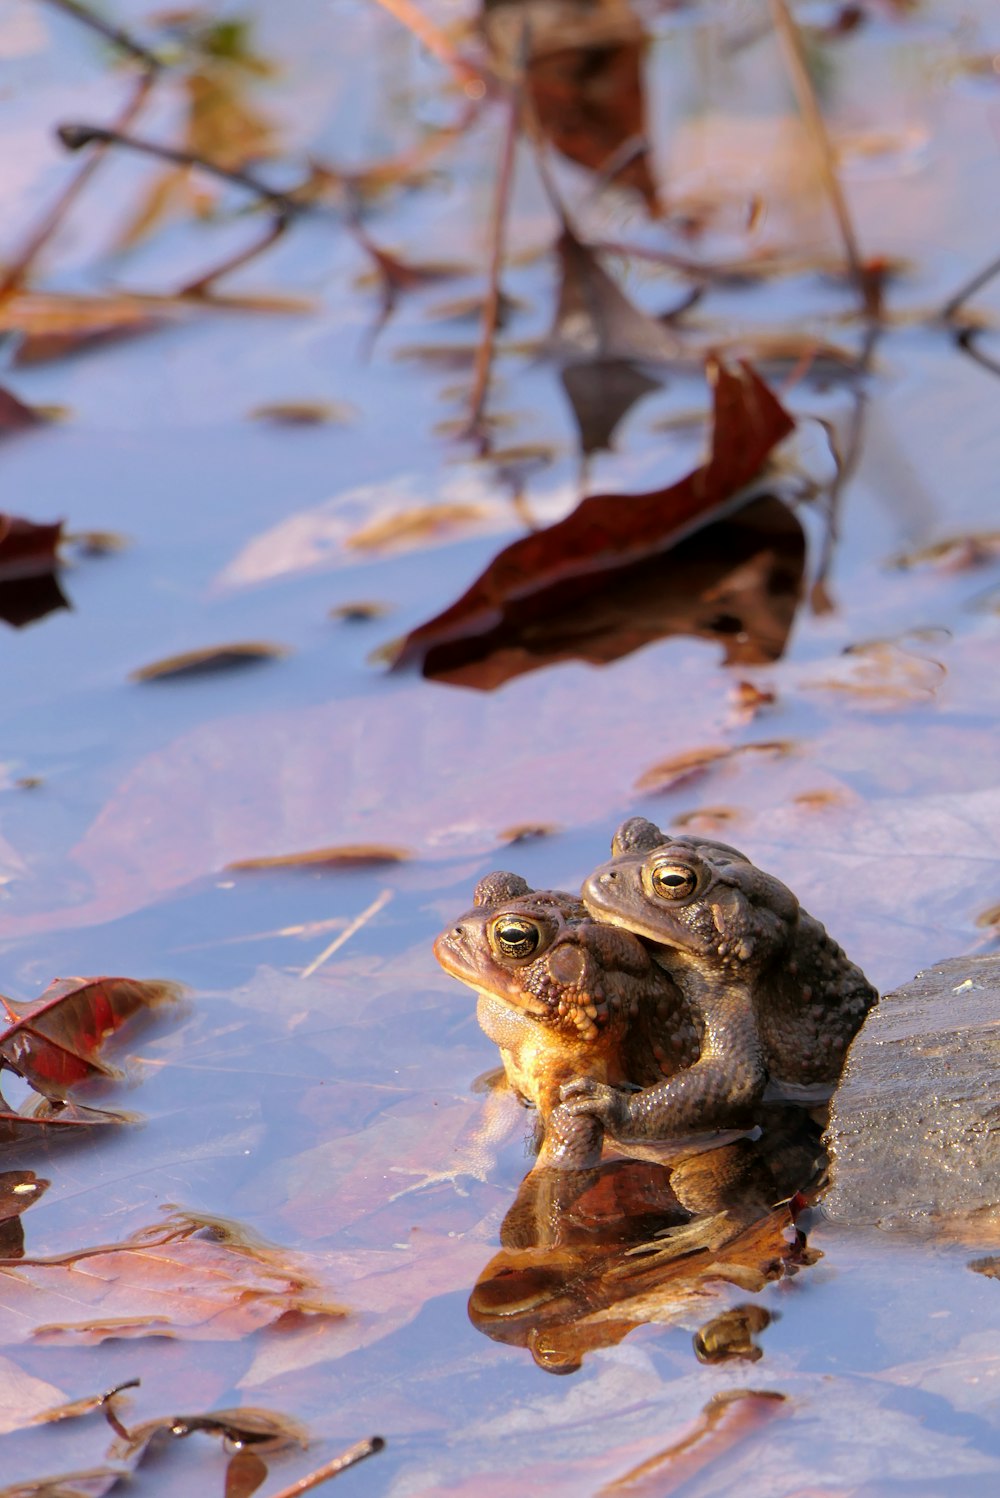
left=227, top=845, right=410, bottom=871
left=0, top=1172, right=49, bottom=1259
left=635, top=740, right=794, bottom=795
left=130, top=643, right=290, bottom=681
left=0, top=1089, right=131, bottom=1147
left=388, top=362, right=796, bottom=681
left=0, top=978, right=182, bottom=1099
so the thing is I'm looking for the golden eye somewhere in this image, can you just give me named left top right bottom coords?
left=650, top=863, right=698, bottom=901
left=490, top=916, right=541, bottom=959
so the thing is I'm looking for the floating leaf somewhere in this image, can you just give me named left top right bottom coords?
left=227, top=845, right=409, bottom=871
left=635, top=740, right=794, bottom=795
left=0, top=977, right=182, bottom=1099
left=110, top=1404, right=307, bottom=1464
left=1, top=1208, right=345, bottom=1345
left=344, top=503, right=488, bottom=553
left=249, top=401, right=357, bottom=426
left=597, top=1389, right=787, bottom=1495
left=130, top=642, right=290, bottom=682
left=0, top=1088, right=131, bottom=1147
left=0, top=1172, right=49, bottom=1259
left=0, top=516, right=63, bottom=584
left=388, top=360, right=794, bottom=679
left=0, top=387, right=45, bottom=435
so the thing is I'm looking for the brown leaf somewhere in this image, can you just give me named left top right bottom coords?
left=0, top=1090, right=131, bottom=1147
left=0, top=1208, right=346, bottom=1346
left=111, top=1404, right=307, bottom=1464
left=597, top=1389, right=787, bottom=1496
left=549, top=224, right=682, bottom=365
left=388, top=362, right=796, bottom=679
left=634, top=740, right=794, bottom=795
left=0, top=978, right=181, bottom=1100
left=0, top=1470, right=124, bottom=1497
left=226, top=1450, right=268, bottom=1498
left=0, top=517, right=63, bottom=585
left=227, top=845, right=409, bottom=871
left=0, top=388, right=45, bottom=436
left=249, top=402, right=357, bottom=426
left=130, top=642, right=290, bottom=682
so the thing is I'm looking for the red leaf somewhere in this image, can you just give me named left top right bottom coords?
left=0, top=977, right=182, bottom=1099
left=0, top=514, right=63, bottom=583
left=388, top=360, right=794, bottom=675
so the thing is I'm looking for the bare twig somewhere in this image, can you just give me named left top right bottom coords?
left=463, top=31, right=525, bottom=441
left=57, top=123, right=306, bottom=216
left=300, top=889, right=393, bottom=979
left=768, top=0, right=876, bottom=317
left=178, top=213, right=291, bottom=297
left=266, top=1437, right=385, bottom=1497
left=0, top=74, right=156, bottom=296
left=941, top=253, right=1000, bottom=323
left=368, top=0, right=487, bottom=91
left=40, top=0, right=166, bottom=71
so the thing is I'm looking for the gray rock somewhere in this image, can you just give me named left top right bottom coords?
left=823, top=952, right=1000, bottom=1236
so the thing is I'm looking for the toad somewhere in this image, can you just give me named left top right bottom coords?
left=434, top=870, right=700, bottom=1164
left=565, top=816, right=877, bottom=1140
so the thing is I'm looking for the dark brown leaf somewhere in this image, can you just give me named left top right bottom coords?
left=130, top=642, right=290, bottom=681
left=0, top=978, right=182, bottom=1099
left=388, top=360, right=794, bottom=679
left=0, top=1088, right=132, bottom=1147
left=390, top=494, right=803, bottom=688
left=226, top=1450, right=268, bottom=1498
left=0, top=1172, right=49, bottom=1259
left=0, top=516, right=63, bottom=584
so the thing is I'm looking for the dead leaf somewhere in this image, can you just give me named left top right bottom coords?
left=226, top=1450, right=268, bottom=1498
left=887, top=530, right=1000, bottom=572
left=597, top=1389, right=787, bottom=1496
left=0, top=388, right=45, bottom=435
left=0, top=517, right=63, bottom=584
left=0, top=1470, right=124, bottom=1498
left=0, top=1208, right=346, bottom=1346
left=0, top=1174, right=49, bottom=1260
left=328, top=601, right=390, bottom=622
left=0, top=1089, right=131, bottom=1148
left=109, top=1404, right=307, bottom=1463
left=387, top=364, right=796, bottom=679
left=227, top=845, right=410, bottom=871
left=0, top=979, right=181, bottom=1100
left=634, top=740, right=794, bottom=795
left=803, top=630, right=948, bottom=706
left=130, top=643, right=290, bottom=681
left=344, top=503, right=488, bottom=553
left=249, top=402, right=357, bottom=426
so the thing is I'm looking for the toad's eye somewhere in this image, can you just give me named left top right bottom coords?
left=490, top=917, right=541, bottom=959
left=650, top=863, right=698, bottom=900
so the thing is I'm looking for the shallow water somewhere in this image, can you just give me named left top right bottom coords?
left=1, top=0, right=999, bottom=1492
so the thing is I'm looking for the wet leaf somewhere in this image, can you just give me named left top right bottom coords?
left=33, top=1379, right=138, bottom=1428
left=225, top=1449, right=268, bottom=1498
left=249, top=402, right=357, bottom=426
left=0, top=1208, right=346, bottom=1346
left=634, top=740, right=794, bottom=795
left=0, top=387, right=45, bottom=435
left=227, top=845, right=410, bottom=871
left=803, top=630, right=948, bottom=706
left=328, top=601, right=390, bottom=622
left=597, top=1389, right=787, bottom=1495
left=389, top=360, right=793, bottom=677
left=0, top=1470, right=124, bottom=1498
left=0, top=1089, right=131, bottom=1147
left=0, top=978, right=181, bottom=1100
left=0, top=1174, right=49, bottom=1260
left=888, top=530, right=1000, bottom=572
left=344, top=503, right=489, bottom=553
left=548, top=224, right=682, bottom=366
left=0, top=517, right=63, bottom=584
left=130, top=643, right=290, bottom=681
left=110, top=1404, right=307, bottom=1463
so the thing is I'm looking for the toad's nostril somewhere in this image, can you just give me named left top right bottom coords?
left=601, top=871, right=617, bottom=884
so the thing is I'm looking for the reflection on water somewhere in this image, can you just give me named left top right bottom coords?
left=470, top=1103, right=824, bottom=1374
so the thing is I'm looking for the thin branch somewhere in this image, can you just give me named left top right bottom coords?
left=40, top=0, right=166, bottom=71
left=463, top=34, right=525, bottom=441
left=178, top=213, right=291, bottom=297
left=57, top=123, right=306, bottom=216
left=768, top=0, right=876, bottom=317
left=266, top=1438, right=385, bottom=1497
left=0, top=73, right=155, bottom=296
left=810, top=323, right=879, bottom=612
left=300, top=889, right=393, bottom=979
left=941, top=253, right=1000, bottom=323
